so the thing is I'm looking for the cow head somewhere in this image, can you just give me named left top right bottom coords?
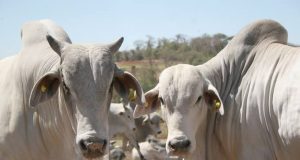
left=142, top=112, right=164, bottom=135
left=114, top=103, right=136, bottom=132
left=29, top=35, right=144, bottom=158
left=134, top=64, right=223, bottom=157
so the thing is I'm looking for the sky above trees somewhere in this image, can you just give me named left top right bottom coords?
left=0, top=0, right=299, bottom=58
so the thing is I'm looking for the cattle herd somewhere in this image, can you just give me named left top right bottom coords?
left=0, top=19, right=300, bottom=160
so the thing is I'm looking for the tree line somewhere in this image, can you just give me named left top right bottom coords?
left=115, top=33, right=231, bottom=65
left=112, top=33, right=231, bottom=102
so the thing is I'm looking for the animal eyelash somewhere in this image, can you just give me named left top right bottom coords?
left=159, top=97, right=164, bottom=105
left=60, top=70, right=70, bottom=95
left=62, top=80, right=70, bottom=94
left=196, top=96, right=202, bottom=104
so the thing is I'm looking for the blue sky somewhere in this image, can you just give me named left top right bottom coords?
left=0, top=0, right=299, bottom=58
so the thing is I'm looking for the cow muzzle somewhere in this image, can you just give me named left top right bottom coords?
left=168, top=136, right=191, bottom=156
left=79, top=137, right=107, bottom=158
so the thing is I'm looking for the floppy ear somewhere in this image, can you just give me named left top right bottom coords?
left=29, top=70, right=61, bottom=107
left=113, top=66, right=145, bottom=106
left=133, top=85, right=160, bottom=118
left=204, top=83, right=224, bottom=115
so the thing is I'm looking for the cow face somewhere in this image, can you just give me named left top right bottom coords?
left=142, top=112, right=164, bottom=135
left=117, top=104, right=136, bottom=132
left=134, top=64, right=223, bottom=157
left=29, top=35, right=144, bottom=158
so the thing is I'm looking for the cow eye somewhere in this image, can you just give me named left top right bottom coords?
left=62, top=80, right=70, bottom=94
left=60, top=71, right=70, bottom=95
left=159, top=97, right=164, bottom=105
left=127, top=115, right=130, bottom=119
left=150, top=121, right=153, bottom=125
left=196, top=96, right=202, bottom=104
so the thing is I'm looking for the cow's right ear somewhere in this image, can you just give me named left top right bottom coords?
left=29, top=71, right=61, bottom=107
left=133, top=86, right=160, bottom=118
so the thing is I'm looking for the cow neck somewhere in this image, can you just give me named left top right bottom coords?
left=18, top=49, right=75, bottom=155
left=195, top=21, right=289, bottom=159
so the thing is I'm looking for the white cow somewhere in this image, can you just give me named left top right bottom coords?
left=109, top=103, right=145, bottom=160
left=134, top=20, right=300, bottom=160
left=103, top=147, right=126, bottom=160
left=109, top=103, right=136, bottom=139
left=127, top=102, right=164, bottom=142
left=132, top=136, right=182, bottom=160
left=132, top=136, right=166, bottom=160
left=0, top=19, right=144, bottom=160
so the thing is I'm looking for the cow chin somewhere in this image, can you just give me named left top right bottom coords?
left=82, top=150, right=105, bottom=159
left=167, top=149, right=192, bottom=158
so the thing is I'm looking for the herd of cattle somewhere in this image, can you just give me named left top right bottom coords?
left=0, top=19, right=299, bottom=160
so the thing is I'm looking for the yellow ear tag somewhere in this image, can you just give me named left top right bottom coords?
left=41, top=84, right=47, bottom=93
left=128, top=89, right=137, bottom=102
left=215, top=100, right=221, bottom=110
left=145, top=102, right=149, bottom=108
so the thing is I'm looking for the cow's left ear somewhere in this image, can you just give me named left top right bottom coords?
left=133, top=85, right=160, bottom=118
left=113, top=66, right=145, bottom=107
left=204, top=83, right=224, bottom=115
left=29, top=70, right=61, bottom=107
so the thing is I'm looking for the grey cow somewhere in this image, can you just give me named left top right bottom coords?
left=132, top=136, right=179, bottom=160
left=134, top=20, right=300, bottom=160
left=134, top=112, right=164, bottom=142
left=109, top=103, right=145, bottom=159
left=0, top=19, right=144, bottom=160
left=103, top=147, right=126, bottom=160
left=127, top=102, right=164, bottom=142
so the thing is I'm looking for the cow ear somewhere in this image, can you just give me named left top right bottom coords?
left=46, top=35, right=68, bottom=56
left=113, top=66, right=145, bottom=106
left=133, top=86, right=160, bottom=118
left=29, top=71, right=61, bottom=107
left=204, top=83, right=224, bottom=115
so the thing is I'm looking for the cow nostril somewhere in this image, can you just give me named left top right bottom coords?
left=157, top=131, right=162, bottom=134
left=133, top=128, right=136, bottom=131
left=102, top=139, right=107, bottom=148
left=79, top=140, right=88, bottom=151
left=168, top=141, right=176, bottom=150
left=183, top=140, right=191, bottom=148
